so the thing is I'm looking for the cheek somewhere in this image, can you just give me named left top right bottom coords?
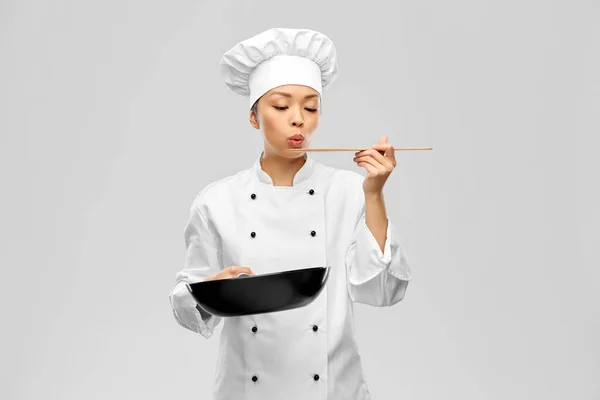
left=306, top=114, right=320, bottom=130
left=261, top=113, right=281, bottom=134
left=259, top=113, right=287, bottom=144
left=262, top=112, right=278, bottom=126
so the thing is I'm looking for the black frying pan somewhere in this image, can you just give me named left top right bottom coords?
left=186, top=266, right=330, bottom=317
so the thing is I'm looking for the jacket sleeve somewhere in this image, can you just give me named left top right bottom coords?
left=345, top=189, right=412, bottom=307
left=169, top=194, right=223, bottom=338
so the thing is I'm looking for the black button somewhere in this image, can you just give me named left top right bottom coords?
left=251, top=193, right=256, bottom=199
left=309, top=189, right=314, bottom=195
left=313, top=374, right=320, bottom=381
left=252, top=326, right=257, bottom=333
left=312, top=325, right=318, bottom=332
left=311, top=230, right=316, bottom=237
left=252, top=375, right=258, bottom=382
left=251, top=231, right=256, bottom=238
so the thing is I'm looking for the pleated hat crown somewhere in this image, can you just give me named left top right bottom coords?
left=219, top=28, right=339, bottom=109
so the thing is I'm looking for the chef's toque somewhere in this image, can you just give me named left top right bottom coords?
left=219, top=28, right=340, bottom=109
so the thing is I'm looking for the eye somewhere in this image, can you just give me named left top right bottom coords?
left=273, top=106, right=288, bottom=111
left=305, top=108, right=317, bottom=113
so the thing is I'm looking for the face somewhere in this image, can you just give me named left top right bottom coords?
left=249, top=84, right=320, bottom=158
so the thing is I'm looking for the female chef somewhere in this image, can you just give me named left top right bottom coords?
left=169, top=28, right=413, bottom=400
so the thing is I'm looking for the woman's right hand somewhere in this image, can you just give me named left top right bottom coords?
left=205, top=266, right=256, bottom=281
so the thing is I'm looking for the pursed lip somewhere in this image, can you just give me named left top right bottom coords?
left=288, top=134, right=304, bottom=140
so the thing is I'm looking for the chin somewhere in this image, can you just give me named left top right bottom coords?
left=282, top=149, right=305, bottom=158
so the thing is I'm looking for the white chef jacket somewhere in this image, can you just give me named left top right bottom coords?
left=169, top=150, right=412, bottom=400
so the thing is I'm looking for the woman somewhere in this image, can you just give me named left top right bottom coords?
left=169, top=28, right=412, bottom=400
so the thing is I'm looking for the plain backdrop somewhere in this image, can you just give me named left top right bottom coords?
left=1, top=1, right=598, bottom=399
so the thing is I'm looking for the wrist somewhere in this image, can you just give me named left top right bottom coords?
left=364, top=191, right=383, bottom=200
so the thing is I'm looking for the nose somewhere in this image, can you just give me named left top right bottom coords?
left=291, top=107, right=304, bottom=127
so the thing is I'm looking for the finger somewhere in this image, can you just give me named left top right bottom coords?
left=367, top=150, right=394, bottom=168
left=372, top=143, right=396, bottom=164
left=206, top=271, right=222, bottom=281
left=227, top=266, right=244, bottom=276
left=355, top=155, right=387, bottom=173
left=226, top=269, right=241, bottom=279
left=357, top=161, right=379, bottom=176
left=366, top=147, right=395, bottom=168
left=234, top=267, right=255, bottom=277
left=233, top=267, right=255, bottom=279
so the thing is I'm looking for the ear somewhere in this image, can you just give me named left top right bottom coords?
left=249, top=108, right=260, bottom=130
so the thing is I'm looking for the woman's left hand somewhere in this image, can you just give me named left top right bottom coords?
left=353, top=135, right=397, bottom=195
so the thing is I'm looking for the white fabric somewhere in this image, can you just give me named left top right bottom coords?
left=219, top=28, right=339, bottom=108
left=169, top=151, right=412, bottom=400
left=248, top=55, right=322, bottom=108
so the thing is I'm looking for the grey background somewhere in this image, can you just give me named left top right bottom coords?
left=1, top=1, right=598, bottom=399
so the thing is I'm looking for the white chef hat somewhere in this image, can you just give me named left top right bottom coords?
left=219, top=28, right=339, bottom=109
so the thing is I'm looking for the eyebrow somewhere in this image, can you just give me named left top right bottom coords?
left=269, top=91, right=319, bottom=99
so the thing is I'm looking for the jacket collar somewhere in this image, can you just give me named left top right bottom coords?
left=253, top=150, right=315, bottom=187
